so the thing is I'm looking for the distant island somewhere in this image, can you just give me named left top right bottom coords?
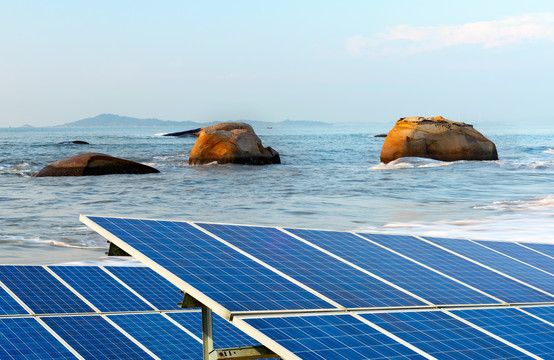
left=59, top=114, right=330, bottom=129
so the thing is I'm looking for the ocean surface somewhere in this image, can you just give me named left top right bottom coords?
left=1, top=125, right=553, bottom=265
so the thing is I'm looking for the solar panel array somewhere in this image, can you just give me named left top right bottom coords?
left=0, top=265, right=261, bottom=360
left=79, top=215, right=554, bottom=360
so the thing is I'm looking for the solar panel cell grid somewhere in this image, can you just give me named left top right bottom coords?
left=105, top=266, right=183, bottom=311
left=86, top=217, right=335, bottom=312
left=363, top=234, right=554, bottom=304
left=0, top=317, right=77, bottom=360
left=423, top=236, right=554, bottom=296
left=522, top=305, right=554, bottom=323
left=107, top=313, right=202, bottom=360
left=361, top=311, right=534, bottom=360
left=452, top=307, right=554, bottom=358
left=0, top=286, right=26, bottom=315
left=476, top=241, right=554, bottom=274
left=198, top=223, right=426, bottom=308
left=42, top=315, right=152, bottom=360
left=244, top=314, right=427, bottom=360
left=286, top=228, right=498, bottom=306
left=48, top=266, right=154, bottom=313
left=519, top=243, right=554, bottom=259
left=0, top=266, right=94, bottom=314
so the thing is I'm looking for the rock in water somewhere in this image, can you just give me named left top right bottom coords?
left=163, top=128, right=202, bottom=137
left=35, top=153, right=159, bottom=177
left=380, top=116, right=498, bottom=164
left=58, top=140, right=89, bottom=145
left=188, top=122, right=281, bottom=165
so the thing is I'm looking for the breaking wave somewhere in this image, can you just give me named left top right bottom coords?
left=0, top=162, right=34, bottom=176
left=359, top=195, right=554, bottom=243
left=370, top=157, right=457, bottom=170
left=473, top=195, right=554, bottom=211
left=0, top=235, right=106, bottom=250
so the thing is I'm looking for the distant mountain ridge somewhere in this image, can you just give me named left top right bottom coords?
left=60, top=114, right=330, bottom=128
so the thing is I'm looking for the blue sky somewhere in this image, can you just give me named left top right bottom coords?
left=1, top=0, right=554, bottom=129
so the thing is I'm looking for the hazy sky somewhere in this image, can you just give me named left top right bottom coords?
left=2, top=0, right=554, bottom=128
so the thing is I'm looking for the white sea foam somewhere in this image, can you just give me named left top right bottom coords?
left=545, top=148, right=554, bottom=154
left=359, top=195, right=554, bottom=243
left=370, top=157, right=456, bottom=170
left=56, top=257, right=145, bottom=266
left=0, top=162, right=34, bottom=176
left=359, top=215, right=554, bottom=243
left=473, top=195, right=554, bottom=211
left=153, top=154, right=188, bottom=161
left=0, top=235, right=105, bottom=250
left=371, top=157, right=554, bottom=171
left=495, top=160, right=554, bottom=170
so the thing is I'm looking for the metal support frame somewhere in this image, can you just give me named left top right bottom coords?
left=203, top=306, right=214, bottom=360
left=210, top=345, right=278, bottom=360
left=180, top=293, right=277, bottom=360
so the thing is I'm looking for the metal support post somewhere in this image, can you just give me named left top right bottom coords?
left=202, top=306, right=214, bottom=360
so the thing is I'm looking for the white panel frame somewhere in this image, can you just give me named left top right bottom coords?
left=517, top=242, right=554, bottom=260
left=469, top=240, right=554, bottom=277
left=415, top=235, right=554, bottom=299
left=189, top=222, right=346, bottom=310
left=444, top=310, right=543, bottom=360
left=80, top=215, right=233, bottom=320
left=353, top=232, right=508, bottom=304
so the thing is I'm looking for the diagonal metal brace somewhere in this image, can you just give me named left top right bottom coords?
left=210, top=345, right=278, bottom=360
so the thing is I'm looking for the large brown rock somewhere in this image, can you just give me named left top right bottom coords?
left=380, top=116, right=498, bottom=163
left=189, top=122, right=280, bottom=165
left=35, top=153, right=159, bottom=177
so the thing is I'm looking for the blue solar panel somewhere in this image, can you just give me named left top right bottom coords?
left=48, top=266, right=154, bottom=313
left=0, top=266, right=94, bottom=314
left=168, top=311, right=261, bottom=349
left=285, top=228, right=498, bottom=306
left=364, top=234, right=554, bottom=303
left=423, top=236, right=554, bottom=297
left=85, top=216, right=335, bottom=312
left=517, top=243, right=554, bottom=261
left=452, top=307, right=554, bottom=358
left=522, top=305, right=554, bottom=323
left=106, top=266, right=183, bottom=311
left=0, top=317, right=77, bottom=359
left=198, top=223, right=425, bottom=308
left=42, top=315, right=152, bottom=360
left=0, top=286, right=27, bottom=315
left=244, top=314, right=427, bottom=360
left=108, top=313, right=202, bottom=360
left=475, top=240, right=554, bottom=274
left=361, top=311, right=534, bottom=360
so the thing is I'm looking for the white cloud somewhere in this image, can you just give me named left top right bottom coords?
left=347, top=13, right=554, bottom=56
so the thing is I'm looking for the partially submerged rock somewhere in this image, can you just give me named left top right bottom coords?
left=189, top=122, right=280, bottom=165
left=58, top=140, right=89, bottom=145
left=163, top=128, right=202, bottom=137
left=380, top=116, right=498, bottom=164
left=35, top=153, right=159, bottom=177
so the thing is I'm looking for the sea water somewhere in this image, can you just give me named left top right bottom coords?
left=0, top=125, right=553, bottom=264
